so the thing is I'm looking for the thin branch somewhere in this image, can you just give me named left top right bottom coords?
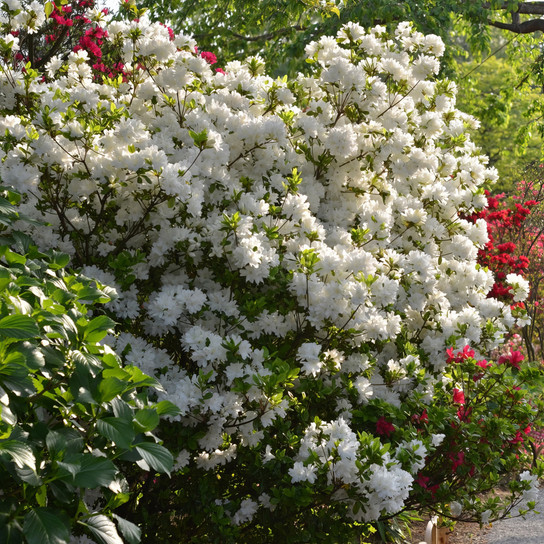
left=460, top=34, right=518, bottom=80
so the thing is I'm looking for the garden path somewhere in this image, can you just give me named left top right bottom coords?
left=486, top=490, right=544, bottom=543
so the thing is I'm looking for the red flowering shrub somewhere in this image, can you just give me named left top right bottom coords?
left=472, top=163, right=544, bottom=361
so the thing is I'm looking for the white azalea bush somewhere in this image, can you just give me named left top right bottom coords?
left=0, top=3, right=542, bottom=542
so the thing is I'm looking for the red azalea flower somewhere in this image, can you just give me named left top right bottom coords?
left=498, top=349, right=524, bottom=369
left=449, top=451, right=465, bottom=471
left=446, top=345, right=475, bottom=364
left=200, top=51, right=217, bottom=65
left=453, top=388, right=465, bottom=405
left=457, top=406, right=472, bottom=422
left=376, top=416, right=395, bottom=437
left=415, top=473, right=429, bottom=489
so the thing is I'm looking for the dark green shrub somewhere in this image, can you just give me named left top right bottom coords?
left=0, top=190, right=175, bottom=543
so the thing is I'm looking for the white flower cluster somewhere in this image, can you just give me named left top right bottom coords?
left=290, top=417, right=420, bottom=520
left=506, top=273, right=531, bottom=302
left=0, top=9, right=518, bottom=524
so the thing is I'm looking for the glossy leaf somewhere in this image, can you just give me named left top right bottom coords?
left=23, top=508, right=70, bottom=544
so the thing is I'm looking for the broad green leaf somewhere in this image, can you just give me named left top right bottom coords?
left=123, top=365, right=161, bottom=389
left=76, top=285, right=111, bottom=303
left=112, top=514, right=141, bottom=544
left=84, top=315, right=116, bottom=337
left=81, top=515, right=123, bottom=544
left=8, top=295, right=32, bottom=315
left=97, top=377, right=126, bottom=403
left=155, top=400, right=182, bottom=418
left=10, top=231, right=32, bottom=255
left=71, top=350, right=103, bottom=372
left=111, top=398, right=132, bottom=420
left=0, top=440, right=35, bottom=470
left=0, top=315, right=39, bottom=339
left=133, top=409, right=159, bottom=433
left=49, top=481, right=74, bottom=505
left=18, top=343, right=45, bottom=370
left=134, top=442, right=173, bottom=474
left=46, top=251, right=70, bottom=270
left=97, top=417, right=134, bottom=449
left=73, top=456, right=117, bottom=488
left=0, top=360, right=34, bottom=395
left=23, top=508, right=70, bottom=544
left=0, top=268, right=12, bottom=291
left=4, top=249, right=25, bottom=265
left=46, top=429, right=83, bottom=460
left=60, top=454, right=117, bottom=488
left=0, top=197, right=18, bottom=219
left=15, top=465, right=42, bottom=487
left=44, top=1, right=54, bottom=18
left=0, top=402, right=16, bottom=425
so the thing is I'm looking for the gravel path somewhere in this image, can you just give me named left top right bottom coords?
left=487, top=491, right=544, bottom=544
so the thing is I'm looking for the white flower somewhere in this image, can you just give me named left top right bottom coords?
left=506, top=273, right=530, bottom=302
left=288, top=461, right=318, bottom=484
left=450, top=501, right=462, bottom=517
left=233, top=498, right=258, bottom=525
left=481, top=509, right=492, bottom=525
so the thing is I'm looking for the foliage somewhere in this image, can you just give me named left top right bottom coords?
left=0, top=189, right=174, bottom=543
left=455, top=54, right=542, bottom=193
left=0, top=3, right=542, bottom=543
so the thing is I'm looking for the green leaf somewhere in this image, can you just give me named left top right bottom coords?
left=18, top=344, right=45, bottom=370
left=98, top=377, right=127, bottom=403
left=46, top=429, right=83, bottom=460
left=75, top=456, right=117, bottom=488
left=112, top=514, right=141, bottom=544
left=0, top=440, right=35, bottom=470
left=155, top=400, right=182, bottom=417
left=86, top=315, right=117, bottom=335
left=4, top=249, right=25, bottom=265
left=81, top=515, right=123, bottom=544
left=59, top=454, right=117, bottom=489
left=133, top=409, right=159, bottom=433
left=45, top=2, right=54, bottom=18
left=15, top=465, right=42, bottom=487
left=83, top=315, right=116, bottom=343
left=10, top=231, right=32, bottom=255
left=46, top=251, right=70, bottom=270
left=123, top=365, right=161, bottom=389
left=110, top=397, right=133, bottom=420
left=23, top=509, right=69, bottom=544
left=0, top=268, right=12, bottom=291
left=134, top=442, right=173, bottom=474
left=0, top=315, right=39, bottom=339
left=97, top=417, right=134, bottom=449
left=76, top=285, right=111, bottom=303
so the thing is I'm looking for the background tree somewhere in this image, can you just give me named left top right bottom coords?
left=455, top=40, right=542, bottom=191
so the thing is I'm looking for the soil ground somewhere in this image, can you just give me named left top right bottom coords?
left=410, top=519, right=491, bottom=543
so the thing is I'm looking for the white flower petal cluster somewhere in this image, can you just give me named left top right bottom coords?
left=0, top=12, right=520, bottom=524
left=506, top=273, right=530, bottom=302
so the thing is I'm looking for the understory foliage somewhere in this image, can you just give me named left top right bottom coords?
left=0, top=2, right=543, bottom=543
left=0, top=190, right=174, bottom=543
